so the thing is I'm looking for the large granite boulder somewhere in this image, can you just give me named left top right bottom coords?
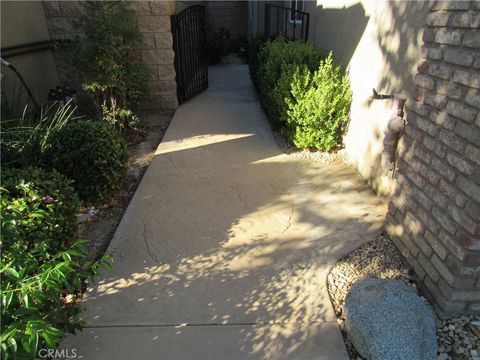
left=344, top=278, right=437, bottom=360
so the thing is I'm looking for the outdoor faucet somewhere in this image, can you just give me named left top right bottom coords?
left=371, top=88, right=408, bottom=173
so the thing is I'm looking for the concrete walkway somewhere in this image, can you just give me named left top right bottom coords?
left=62, top=65, right=386, bottom=359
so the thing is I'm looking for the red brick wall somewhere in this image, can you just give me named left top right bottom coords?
left=386, top=0, right=480, bottom=317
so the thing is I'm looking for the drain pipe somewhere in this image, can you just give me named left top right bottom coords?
left=1, top=57, right=41, bottom=112
left=371, top=88, right=407, bottom=173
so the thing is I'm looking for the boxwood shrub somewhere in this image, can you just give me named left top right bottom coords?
left=255, top=37, right=327, bottom=124
left=42, top=121, right=128, bottom=201
left=253, top=38, right=352, bottom=151
left=283, top=54, right=352, bottom=151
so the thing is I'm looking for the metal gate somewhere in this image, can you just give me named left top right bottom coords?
left=264, top=4, right=310, bottom=41
left=171, top=5, right=208, bottom=104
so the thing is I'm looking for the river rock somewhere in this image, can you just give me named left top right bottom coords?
left=344, top=278, right=437, bottom=360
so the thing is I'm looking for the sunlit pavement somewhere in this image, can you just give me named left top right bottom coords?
left=61, top=65, right=386, bottom=359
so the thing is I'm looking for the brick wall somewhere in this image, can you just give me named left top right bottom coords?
left=42, top=1, right=178, bottom=111
left=386, top=0, right=480, bottom=317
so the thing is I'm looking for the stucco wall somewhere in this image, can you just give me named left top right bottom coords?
left=306, top=0, right=430, bottom=196
left=1, top=1, right=59, bottom=115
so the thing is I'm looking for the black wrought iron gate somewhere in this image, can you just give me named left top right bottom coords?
left=171, top=5, right=208, bottom=104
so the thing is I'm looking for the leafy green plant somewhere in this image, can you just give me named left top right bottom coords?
left=42, top=121, right=128, bottom=201
left=0, top=167, right=111, bottom=359
left=283, top=53, right=352, bottom=150
left=255, top=38, right=328, bottom=125
left=101, top=105, right=139, bottom=134
left=64, top=1, right=147, bottom=128
left=1, top=102, right=77, bottom=168
left=1, top=167, right=79, bottom=249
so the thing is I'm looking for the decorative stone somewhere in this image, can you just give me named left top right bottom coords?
left=157, top=65, right=176, bottom=80
left=137, top=16, right=170, bottom=33
left=150, top=1, right=176, bottom=16
left=127, top=1, right=151, bottom=16
left=139, top=33, right=156, bottom=50
left=344, top=278, right=437, bottom=360
left=141, top=49, right=174, bottom=65
left=155, top=32, right=173, bottom=49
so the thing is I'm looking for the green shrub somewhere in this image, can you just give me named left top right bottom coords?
left=64, top=1, right=147, bottom=128
left=1, top=167, right=79, bottom=250
left=253, top=38, right=352, bottom=151
left=255, top=38, right=328, bottom=123
left=43, top=121, right=128, bottom=201
left=248, top=35, right=267, bottom=81
left=282, top=54, right=352, bottom=150
left=0, top=167, right=110, bottom=359
left=101, top=105, right=139, bottom=134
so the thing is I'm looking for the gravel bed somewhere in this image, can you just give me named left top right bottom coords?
left=272, top=130, right=348, bottom=165
left=327, top=234, right=480, bottom=360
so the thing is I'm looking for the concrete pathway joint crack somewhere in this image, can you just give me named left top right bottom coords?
left=143, top=222, right=160, bottom=263
left=282, top=192, right=295, bottom=234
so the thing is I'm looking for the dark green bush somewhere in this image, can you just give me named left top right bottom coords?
left=253, top=38, right=352, bottom=151
left=255, top=38, right=328, bottom=123
left=43, top=121, right=128, bottom=201
left=282, top=54, right=352, bottom=150
left=248, top=35, right=267, bottom=81
left=0, top=167, right=110, bottom=358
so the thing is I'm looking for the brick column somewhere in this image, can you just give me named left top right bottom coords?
left=130, top=1, right=178, bottom=110
left=386, top=0, right=480, bottom=317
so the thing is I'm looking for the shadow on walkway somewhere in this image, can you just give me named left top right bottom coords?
left=62, top=65, right=386, bottom=360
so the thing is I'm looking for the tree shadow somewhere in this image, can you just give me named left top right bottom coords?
left=305, top=1, right=428, bottom=197
left=64, top=140, right=384, bottom=358
left=374, top=1, right=429, bottom=95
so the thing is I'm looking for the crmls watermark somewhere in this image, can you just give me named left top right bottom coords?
left=38, top=348, right=78, bottom=359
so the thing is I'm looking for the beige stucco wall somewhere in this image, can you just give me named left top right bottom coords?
left=1, top=1, right=59, bottom=115
left=307, top=0, right=430, bottom=196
